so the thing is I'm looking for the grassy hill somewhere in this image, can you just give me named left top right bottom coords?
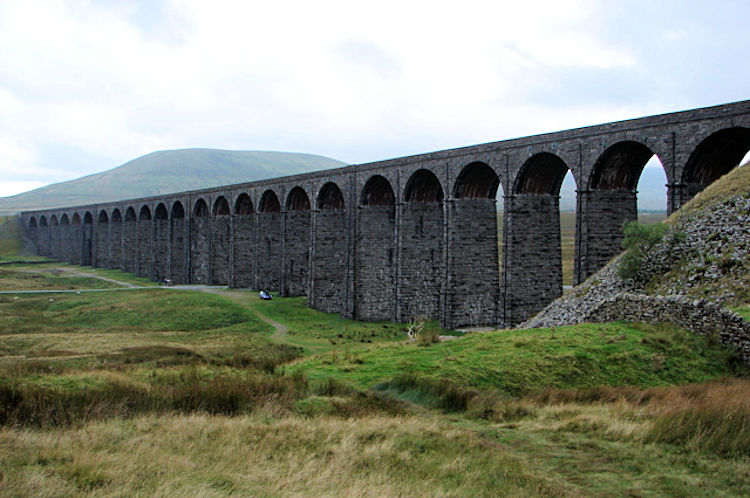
left=0, top=149, right=345, bottom=214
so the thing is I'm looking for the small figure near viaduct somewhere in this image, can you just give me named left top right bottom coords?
left=21, top=100, right=750, bottom=328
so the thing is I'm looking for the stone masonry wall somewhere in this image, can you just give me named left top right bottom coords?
left=136, top=221, right=151, bottom=278
left=190, top=217, right=210, bottom=284
left=355, top=205, right=396, bottom=321
left=122, top=221, right=137, bottom=273
left=211, top=216, right=231, bottom=285
left=310, top=209, right=347, bottom=313
left=445, top=199, right=499, bottom=328
left=586, top=293, right=750, bottom=363
left=256, top=213, right=281, bottom=291
left=398, top=202, right=443, bottom=321
left=169, top=218, right=186, bottom=283
left=153, top=219, right=169, bottom=281
left=504, top=194, right=562, bottom=325
left=95, top=223, right=109, bottom=267
left=576, top=190, right=636, bottom=283
left=82, top=224, right=93, bottom=266
left=109, top=223, right=122, bottom=269
left=283, top=210, right=310, bottom=296
left=232, top=215, right=254, bottom=288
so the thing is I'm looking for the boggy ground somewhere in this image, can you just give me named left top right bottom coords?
left=1, top=262, right=750, bottom=496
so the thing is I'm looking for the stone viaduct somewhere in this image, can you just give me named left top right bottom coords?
left=21, top=100, right=750, bottom=328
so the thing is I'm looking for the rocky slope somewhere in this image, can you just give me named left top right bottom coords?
left=523, top=164, right=750, bottom=330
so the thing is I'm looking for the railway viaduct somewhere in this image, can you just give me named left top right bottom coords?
left=21, top=100, right=750, bottom=328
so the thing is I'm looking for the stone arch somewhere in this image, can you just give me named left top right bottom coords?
left=171, top=201, right=185, bottom=219
left=514, top=153, right=569, bottom=195
left=259, top=190, right=281, bottom=213
left=193, top=198, right=209, bottom=217
left=109, top=208, right=123, bottom=270
left=286, top=187, right=311, bottom=211
left=503, top=153, right=571, bottom=325
left=257, top=189, right=281, bottom=290
left=28, top=217, right=37, bottom=228
left=191, top=198, right=210, bottom=284
left=579, top=142, right=657, bottom=284
left=234, top=193, right=254, bottom=215
left=61, top=214, right=70, bottom=225
left=72, top=213, right=81, bottom=225
left=153, top=203, right=169, bottom=280
left=400, top=169, right=444, bottom=321
left=169, top=201, right=187, bottom=283
left=211, top=196, right=231, bottom=285
left=155, top=203, right=168, bottom=220
left=284, top=186, right=311, bottom=296
left=317, top=182, right=345, bottom=210
left=213, top=196, right=230, bottom=216
left=136, top=206, right=152, bottom=278
left=40, top=215, right=48, bottom=227
left=405, top=169, right=444, bottom=203
left=360, top=175, right=395, bottom=206
left=80, top=212, right=93, bottom=266
left=94, top=210, right=109, bottom=268
left=446, top=162, right=502, bottom=328
left=356, top=175, right=396, bottom=320
left=49, top=214, right=60, bottom=259
left=83, top=212, right=93, bottom=224
left=233, top=193, right=255, bottom=288
left=454, top=162, right=499, bottom=199
left=589, top=141, right=657, bottom=191
left=682, top=127, right=750, bottom=191
left=311, top=181, right=347, bottom=312
left=123, top=207, right=137, bottom=274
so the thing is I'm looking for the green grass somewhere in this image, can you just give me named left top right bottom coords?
left=0, top=215, right=22, bottom=259
left=293, top=321, right=745, bottom=393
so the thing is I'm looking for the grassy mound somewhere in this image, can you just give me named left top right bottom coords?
left=296, top=322, right=747, bottom=394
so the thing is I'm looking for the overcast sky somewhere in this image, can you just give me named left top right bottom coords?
left=0, top=0, right=748, bottom=197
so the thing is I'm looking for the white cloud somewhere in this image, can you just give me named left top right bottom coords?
left=0, top=0, right=747, bottom=197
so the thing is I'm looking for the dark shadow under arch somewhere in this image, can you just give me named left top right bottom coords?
left=213, top=196, right=230, bottom=216
left=589, top=141, right=656, bottom=191
left=235, top=193, right=254, bottom=215
left=318, top=182, right=345, bottom=210
left=405, top=169, right=443, bottom=203
left=193, top=199, right=208, bottom=217
left=171, top=201, right=185, bottom=219
left=683, top=127, right=750, bottom=185
left=454, top=162, right=499, bottom=199
left=361, top=175, right=395, bottom=206
left=287, top=187, right=311, bottom=211
left=259, top=190, right=281, bottom=213
left=515, top=153, right=570, bottom=195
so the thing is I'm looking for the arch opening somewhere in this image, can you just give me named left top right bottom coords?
left=454, top=162, right=499, bottom=199
left=515, top=153, right=569, bottom=195
left=405, top=169, right=443, bottom=203
left=361, top=175, right=395, bottom=206
left=286, top=187, right=311, bottom=211
left=683, top=127, right=750, bottom=186
left=139, top=206, right=151, bottom=221
left=61, top=214, right=70, bottom=225
left=234, top=193, right=254, bottom=215
left=155, top=203, right=168, bottom=220
left=318, top=182, right=345, bottom=210
left=125, top=207, right=137, bottom=222
left=111, top=209, right=122, bottom=223
left=51, top=215, right=59, bottom=226
left=171, top=201, right=185, bottom=219
left=259, top=190, right=281, bottom=213
left=213, top=196, right=230, bottom=216
left=98, top=210, right=109, bottom=224
left=193, top=199, right=208, bottom=218
left=83, top=212, right=93, bottom=225
left=28, top=217, right=37, bottom=228
left=72, top=213, right=81, bottom=225
left=589, top=141, right=655, bottom=191
left=40, top=216, right=48, bottom=227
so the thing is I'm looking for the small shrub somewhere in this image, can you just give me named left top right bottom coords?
left=617, top=221, right=668, bottom=281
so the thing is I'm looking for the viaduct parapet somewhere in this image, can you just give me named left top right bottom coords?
left=21, top=100, right=750, bottom=328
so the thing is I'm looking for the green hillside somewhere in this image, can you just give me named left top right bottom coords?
left=0, top=149, right=346, bottom=214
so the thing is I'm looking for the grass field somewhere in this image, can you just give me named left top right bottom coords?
left=2, top=250, right=749, bottom=495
